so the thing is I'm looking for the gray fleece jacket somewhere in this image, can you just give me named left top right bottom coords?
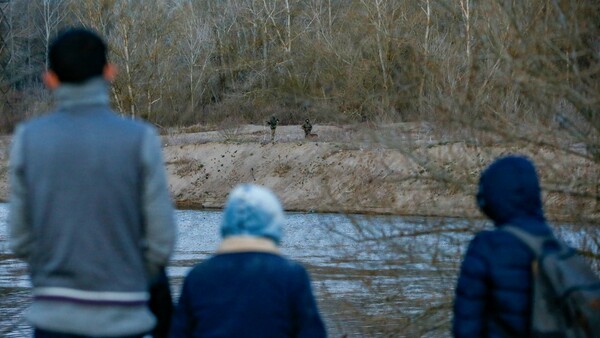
left=8, top=78, right=176, bottom=336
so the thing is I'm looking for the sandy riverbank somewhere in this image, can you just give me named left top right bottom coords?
left=0, top=123, right=595, bottom=220
left=161, top=123, right=478, bottom=217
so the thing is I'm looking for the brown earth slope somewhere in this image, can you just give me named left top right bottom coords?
left=0, top=123, right=596, bottom=220
left=162, top=123, right=477, bottom=217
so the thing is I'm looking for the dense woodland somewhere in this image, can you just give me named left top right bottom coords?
left=2, top=0, right=596, bottom=216
left=0, top=1, right=598, bottom=335
left=0, top=1, right=595, bottom=130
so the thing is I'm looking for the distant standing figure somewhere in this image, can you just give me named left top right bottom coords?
left=170, top=184, right=327, bottom=338
left=266, top=115, right=279, bottom=142
left=302, top=119, right=312, bottom=138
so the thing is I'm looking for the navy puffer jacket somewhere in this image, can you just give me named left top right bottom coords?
left=453, top=156, right=553, bottom=337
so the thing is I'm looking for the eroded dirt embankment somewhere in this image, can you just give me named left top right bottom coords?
left=165, top=140, right=476, bottom=216
left=0, top=123, right=596, bottom=220
left=162, top=123, right=478, bottom=217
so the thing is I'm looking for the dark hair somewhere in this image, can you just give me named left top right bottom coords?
left=48, top=28, right=108, bottom=84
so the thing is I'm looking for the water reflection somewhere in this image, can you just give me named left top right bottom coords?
left=1, top=205, right=469, bottom=337
left=1, top=204, right=594, bottom=337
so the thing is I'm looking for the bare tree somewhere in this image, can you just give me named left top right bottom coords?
left=112, top=3, right=138, bottom=118
left=174, top=1, right=213, bottom=114
left=35, top=0, right=68, bottom=69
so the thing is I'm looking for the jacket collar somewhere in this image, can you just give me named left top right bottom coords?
left=54, top=77, right=110, bottom=110
left=217, top=236, right=279, bottom=254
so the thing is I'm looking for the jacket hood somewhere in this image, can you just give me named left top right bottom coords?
left=477, top=156, right=546, bottom=231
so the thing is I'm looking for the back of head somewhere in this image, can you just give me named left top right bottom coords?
left=221, top=184, right=283, bottom=244
left=49, top=28, right=107, bottom=84
left=477, top=155, right=544, bottom=225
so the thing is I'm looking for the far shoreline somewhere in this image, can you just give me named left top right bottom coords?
left=0, top=123, right=595, bottom=224
left=175, top=200, right=483, bottom=219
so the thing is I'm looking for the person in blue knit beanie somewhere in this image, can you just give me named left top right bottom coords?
left=170, top=184, right=327, bottom=338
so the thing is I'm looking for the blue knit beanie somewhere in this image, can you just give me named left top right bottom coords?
left=221, top=184, right=284, bottom=244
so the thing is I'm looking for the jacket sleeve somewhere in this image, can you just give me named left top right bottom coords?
left=292, top=265, right=327, bottom=338
left=8, top=125, right=33, bottom=259
left=453, top=233, right=490, bottom=338
left=141, top=126, right=176, bottom=277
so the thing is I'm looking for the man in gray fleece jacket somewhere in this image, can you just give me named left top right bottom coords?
left=8, top=28, right=176, bottom=337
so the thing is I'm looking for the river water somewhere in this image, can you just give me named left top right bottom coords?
left=0, top=204, right=594, bottom=337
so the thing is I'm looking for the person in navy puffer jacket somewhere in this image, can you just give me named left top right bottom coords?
left=453, top=155, right=554, bottom=337
left=170, top=184, right=327, bottom=338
